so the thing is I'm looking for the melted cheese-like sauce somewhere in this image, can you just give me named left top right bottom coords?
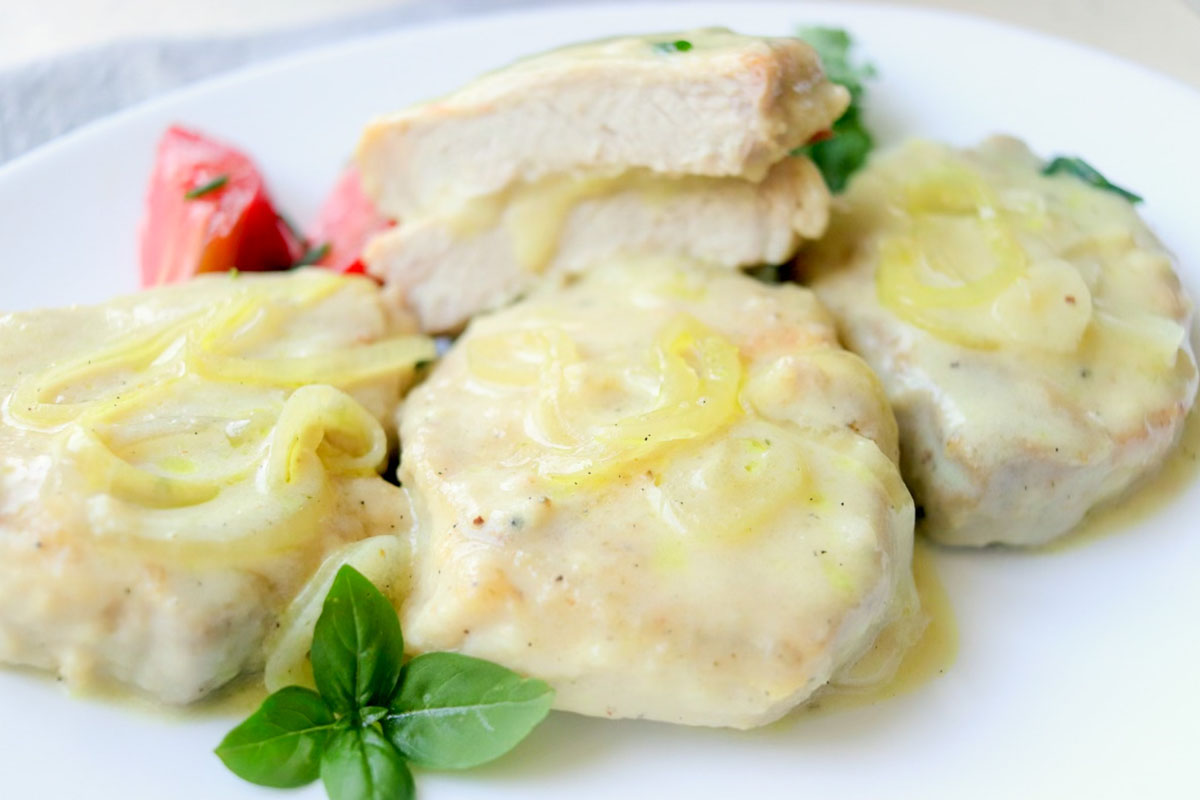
left=805, top=540, right=957, bottom=715
left=60, top=668, right=270, bottom=720
left=0, top=271, right=432, bottom=566
left=836, top=140, right=1183, bottom=378
left=446, top=169, right=770, bottom=274
left=400, top=261, right=921, bottom=727
left=466, top=310, right=743, bottom=485
left=1042, top=403, right=1200, bottom=552
left=867, top=141, right=1187, bottom=362
left=444, top=173, right=619, bottom=272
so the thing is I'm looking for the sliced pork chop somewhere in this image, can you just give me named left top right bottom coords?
left=0, top=271, right=430, bottom=703
left=397, top=261, right=921, bottom=728
left=365, top=156, right=830, bottom=332
left=357, top=28, right=848, bottom=219
left=799, top=137, right=1198, bottom=547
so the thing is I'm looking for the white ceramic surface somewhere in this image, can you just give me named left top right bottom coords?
left=1, top=3, right=1198, bottom=798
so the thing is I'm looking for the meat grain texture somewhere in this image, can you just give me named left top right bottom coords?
left=357, top=28, right=848, bottom=218
left=366, top=157, right=830, bottom=332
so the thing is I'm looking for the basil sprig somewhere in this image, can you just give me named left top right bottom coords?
left=1041, top=156, right=1143, bottom=204
left=794, top=27, right=877, bottom=192
left=216, top=566, right=554, bottom=800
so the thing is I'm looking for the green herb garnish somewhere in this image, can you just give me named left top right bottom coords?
left=184, top=174, right=229, bottom=199
left=216, top=687, right=338, bottom=788
left=654, top=39, right=693, bottom=53
left=794, top=27, right=876, bottom=192
left=294, top=242, right=332, bottom=267
left=1041, top=156, right=1143, bottom=204
left=216, top=566, right=554, bottom=800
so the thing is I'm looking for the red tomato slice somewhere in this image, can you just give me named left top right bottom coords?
left=138, top=126, right=303, bottom=287
left=307, top=165, right=395, bottom=275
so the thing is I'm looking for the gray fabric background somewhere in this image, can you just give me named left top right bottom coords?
left=0, top=0, right=647, bottom=164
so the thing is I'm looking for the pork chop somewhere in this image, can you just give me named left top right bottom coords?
left=357, top=28, right=848, bottom=220
left=397, top=260, right=920, bottom=728
left=365, top=156, right=830, bottom=332
left=799, top=137, right=1198, bottom=546
left=0, top=271, right=430, bottom=702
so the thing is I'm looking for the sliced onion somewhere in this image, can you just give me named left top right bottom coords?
left=263, top=534, right=409, bottom=692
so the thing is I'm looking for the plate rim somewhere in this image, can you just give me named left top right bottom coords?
left=2, top=4, right=1199, bottom=798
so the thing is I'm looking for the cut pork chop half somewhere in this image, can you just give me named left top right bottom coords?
left=357, top=28, right=849, bottom=220
left=365, top=156, right=830, bottom=332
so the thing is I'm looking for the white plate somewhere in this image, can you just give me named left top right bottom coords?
left=2, top=3, right=1199, bottom=798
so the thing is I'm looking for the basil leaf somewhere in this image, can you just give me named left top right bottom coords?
left=311, top=565, right=404, bottom=716
left=1042, top=156, right=1143, bottom=204
left=321, top=725, right=414, bottom=800
left=384, top=652, right=554, bottom=769
left=805, top=112, right=873, bottom=193
left=796, top=26, right=876, bottom=192
left=214, top=686, right=336, bottom=788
